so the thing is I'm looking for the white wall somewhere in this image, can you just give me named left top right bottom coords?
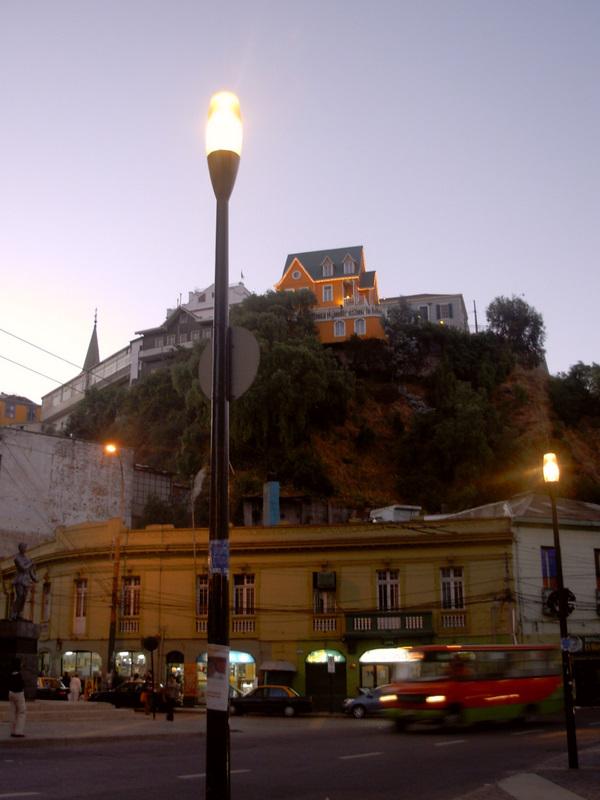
left=0, top=428, right=133, bottom=557
left=513, top=521, right=600, bottom=641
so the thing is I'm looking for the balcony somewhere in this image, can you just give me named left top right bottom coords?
left=313, top=614, right=339, bottom=633
left=119, top=618, right=140, bottom=634
left=439, top=611, right=467, bottom=630
left=232, top=616, right=255, bottom=635
left=312, top=304, right=383, bottom=322
left=345, top=611, right=433, bottom=639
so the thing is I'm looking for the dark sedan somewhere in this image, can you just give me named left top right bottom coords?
left=229, top=685, right=312, bottom=717
left=36, top=677, right=69, bottom=701
left=88, top=680, right=145, bottom=708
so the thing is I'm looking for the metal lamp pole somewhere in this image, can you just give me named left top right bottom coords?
left=543, top=453, right=578, bottom=769
left=105, top=443, right=125, bottom=685
left=205, top=91, right=242, bottom=800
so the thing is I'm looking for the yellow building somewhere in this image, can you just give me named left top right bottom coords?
left=275, top=246, right=386, bottom=344
left=1, top=517, right=515, bottom=709
left=0, top=393, right=41, bottom=426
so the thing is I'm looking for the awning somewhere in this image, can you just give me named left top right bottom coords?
left=259, top=661, right=296, bottom=672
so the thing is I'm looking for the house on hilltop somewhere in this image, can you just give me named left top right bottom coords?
left=275, top=246, right=386, bottom=343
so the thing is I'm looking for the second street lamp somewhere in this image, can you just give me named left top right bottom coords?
left=205, top=90, right=242, bottom=800
left=104, top=442, right=126, bottom=686
left=543, top=452, right=579, bottom=769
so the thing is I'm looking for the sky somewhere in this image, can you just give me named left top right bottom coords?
left=1, top=0, right=599, bottom=404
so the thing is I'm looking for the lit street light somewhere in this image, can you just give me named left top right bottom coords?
left=205, top=90, right=242, bottom=800
left=104, top=441, right=126, bottom=687
left=543, top=452, right=578, bottom=769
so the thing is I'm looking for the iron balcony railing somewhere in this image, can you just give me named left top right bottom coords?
left=345, top=610, right=433, bottom=638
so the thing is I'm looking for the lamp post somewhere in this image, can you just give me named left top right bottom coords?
left=205, top=90, right=242, bottom=800
left=543, top=452, right=578, bottom=769
left=105, top=442, right=125, bottom=686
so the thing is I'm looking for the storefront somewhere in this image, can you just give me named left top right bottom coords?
left=305, top=649, right=346, bottom=712
left=358, top=647, right=410, bottom=688
left=196, top=649, right=256, bottom=702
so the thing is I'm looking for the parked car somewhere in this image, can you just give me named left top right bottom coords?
left=342, top=685, right=399, bottom=719
left=88, top=680, right=182, bottom=710
left=36, top=677, right=69, bottom=701
left=229, top=685, right=312, bottom=717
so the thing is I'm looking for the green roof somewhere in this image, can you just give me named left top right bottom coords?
left=283, top=246, right=364, bottom=280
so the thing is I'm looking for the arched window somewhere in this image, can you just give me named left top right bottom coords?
left=354, top=318, right=366, bottom=336
left=334, top=320, right=345, bottom=338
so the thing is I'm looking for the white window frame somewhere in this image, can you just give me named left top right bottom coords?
left=121, top=576, right=141, bottom=617
left=41, top=581, right=51, bottom=624
left=354, top=318, right=366, bottom=336
left=334, top=320, right=345, bottom=338
left=322, top=258, right=333, bottom=277
left=440, top=567, right=464, bottom=610
left=343, top=256, right=355, bottom=275
left=73, top=578, right=87, bottom=634
left=292, top=269, right=301, bottom=280
left=234, top=574, right=255, bottom=616
left=377, top=569, right=400, bottom=611
left=322, top=284, right=333, bottom=303
left=196, top=574, right=209, bottom=616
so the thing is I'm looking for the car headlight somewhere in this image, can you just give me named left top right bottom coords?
left=425, top=695, right=446, bottom=704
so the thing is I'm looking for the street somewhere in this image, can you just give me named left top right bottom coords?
left=2, top=710, right=600, bottom=799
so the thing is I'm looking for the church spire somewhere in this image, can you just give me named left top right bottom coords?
left=83, top=309, right=100, bottom=386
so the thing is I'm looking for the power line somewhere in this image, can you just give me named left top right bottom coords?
left=0, top=353, right=81, bottom=391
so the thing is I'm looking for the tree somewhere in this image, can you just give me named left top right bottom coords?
left=548, top=361, right=600, bottom=425
left=485, top=295, right=546, bottom=367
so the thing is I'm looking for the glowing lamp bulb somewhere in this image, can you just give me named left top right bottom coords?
left=206, top=91, right=243, bottom=157
left=543, top=452, right=560, bottom=483
left=104, top=443, right=118, bottom=455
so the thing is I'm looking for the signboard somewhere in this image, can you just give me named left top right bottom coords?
left=206, top=644, right=230, bottom=712
left=327, top=655, right=336, bottom=674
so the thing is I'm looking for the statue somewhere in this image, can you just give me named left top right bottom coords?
left=10, top=543, right=38, bottom=621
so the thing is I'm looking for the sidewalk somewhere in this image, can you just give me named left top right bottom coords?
left=0, top=699, right=205, bottom=746
left=456, top=744, right=600, bottom=800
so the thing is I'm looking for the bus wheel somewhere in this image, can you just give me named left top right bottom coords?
left=443, top=706, right=463, bottom=728
left=518, top=704, right=538, bottom=726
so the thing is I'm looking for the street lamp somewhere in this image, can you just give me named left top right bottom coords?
left=205, top=90, right=242, bottom=800
left=543, top=452, right=578, bottom=769
left=104, top=442, right=126, bottom=687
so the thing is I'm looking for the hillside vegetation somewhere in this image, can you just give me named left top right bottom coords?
left=65, top=291, right=600, bottom=524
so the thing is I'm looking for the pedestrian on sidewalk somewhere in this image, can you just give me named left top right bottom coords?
left=164, top=674, right=180, bottom=721
left=8, top=658, right=26, bottom=738
left=68, top=671, right=82, bottom=702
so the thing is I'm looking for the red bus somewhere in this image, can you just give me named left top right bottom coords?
left=384, top=644, right=562, bottom=729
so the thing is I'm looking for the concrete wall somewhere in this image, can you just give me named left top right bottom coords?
left=0, top=428, right=133, bottom=557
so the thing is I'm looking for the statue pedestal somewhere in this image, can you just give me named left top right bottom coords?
left=0, top=619, right=40, bottom=700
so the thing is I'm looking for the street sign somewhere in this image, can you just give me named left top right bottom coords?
left=198, top=325, right=260, bottom=400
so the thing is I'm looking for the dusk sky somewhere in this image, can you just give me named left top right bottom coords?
left=1, top=0, right=598, bottom=404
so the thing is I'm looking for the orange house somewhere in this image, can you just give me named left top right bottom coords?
left=0, top=393, right=41, bottom=426
left=274, top=246, right=385, bottom=344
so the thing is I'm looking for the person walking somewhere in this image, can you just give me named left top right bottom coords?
left=68, top=672, right=82, bottom=702
left=8, top=658, right=26, bottom=738
left=164, top=674, right=180, bottom=721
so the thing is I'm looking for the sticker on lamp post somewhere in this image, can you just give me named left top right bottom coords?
left=206, top=644, right=230, bottom=711
left=209, top=540, right=229, bottom=576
